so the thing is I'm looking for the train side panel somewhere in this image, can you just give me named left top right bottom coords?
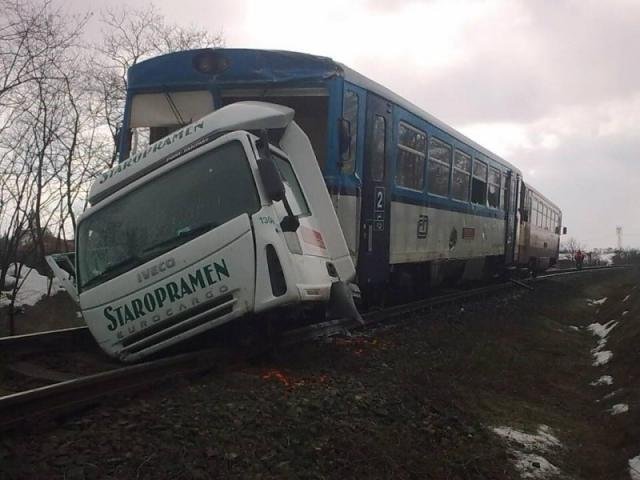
left=389, top=203, right=505, bottom=264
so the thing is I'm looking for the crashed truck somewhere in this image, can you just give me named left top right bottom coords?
left=48, top=102, right=359, bottom=362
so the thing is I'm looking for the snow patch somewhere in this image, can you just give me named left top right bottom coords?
left=623, top=295, right=631, bottom=303
left=590, top=375, right=613, bottom=386
left=593, top=350, right=613, bottom=366
left=587, top=297, right=608, bottom=306
left=513, top=452, right=561, bottom=479
left=622, top=311, right=629, bottom=316
left=609, top=403, right=628, bottom=415
left=602, top=389, right=622, bottom=401
left=492, top=425, right=561, bottom=451
left=599, top=252, right=617, bottom=265
left=0, top=266, right=62, bottom=307
left=492, top=425, right=562, bottom=479
left=568, top=325, right=580, bottom=331
left=588, top=320, right=616, bottom=366
left=629, top=454, right=640, bottom=480
left=588, top=320, right=618, bottom=339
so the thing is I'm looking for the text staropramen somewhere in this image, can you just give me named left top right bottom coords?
left=104, top=258, right=230, bottom=332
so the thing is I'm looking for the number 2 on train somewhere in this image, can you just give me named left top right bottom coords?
left=374, top=187, right=384, bottom=212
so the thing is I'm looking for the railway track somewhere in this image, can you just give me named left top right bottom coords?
left=0, top=264, right=632, bottom=433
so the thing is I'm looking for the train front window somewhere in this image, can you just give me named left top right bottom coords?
left=221, top=89, right=329, bottom=171
left=77, top=141, right=259, bottom=292
left=128, top=90, right=214, bottom=154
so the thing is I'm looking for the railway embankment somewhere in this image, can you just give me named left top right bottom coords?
left=1, top=268, right=639, bottom=479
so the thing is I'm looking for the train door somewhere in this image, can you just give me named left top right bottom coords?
left=504, top=171, right=520, bottom=265
left=357, top=94, right=392, bottom=289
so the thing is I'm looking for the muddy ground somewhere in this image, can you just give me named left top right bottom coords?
left=1, top=269, right=639, bottom=479
left=0, top=292, right=81, bottom=337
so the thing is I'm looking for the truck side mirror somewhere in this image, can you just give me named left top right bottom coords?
left=257, top=158, right=285, bottom=202
left=338, top=118, right=351, bottom=157
left=563, top=226, right=567, bottom=235
left=280, top=215, right=300, bottom=232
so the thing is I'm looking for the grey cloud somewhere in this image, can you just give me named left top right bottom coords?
left=364, top=0, right=435, bottom=13
left=508, top=129, right=640, bottom=247
left=362, top=0, right=640, bottom=125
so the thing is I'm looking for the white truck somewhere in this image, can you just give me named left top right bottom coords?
left=48, top=102, right=359, bottom=361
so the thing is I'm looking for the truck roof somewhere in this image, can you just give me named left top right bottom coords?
left=89, top=102, right=294, bottom=205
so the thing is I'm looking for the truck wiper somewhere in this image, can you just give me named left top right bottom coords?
left=165, top=92, right=186, bottom=126
left=82, top=255, right=144, bottom=290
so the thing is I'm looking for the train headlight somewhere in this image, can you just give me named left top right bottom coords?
left=193, top=51, right=229, bottom=75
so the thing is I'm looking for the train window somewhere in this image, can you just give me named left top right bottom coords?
left=427, top=137, right=451, bottom=197
left=545, top=208, right=550, bottom=230
left=452, top=150, right=471, bottom=201
left=500, top=175, right=506, bottom=208
left=488, top=167, right=500, bottom=208
left=538, top=201, right=543, bottom=228
left=531, top=201, right=536, bottom=225
left=341, top=91, right=358, bottom=174
left=395, top=122, right=426, bottom=190
left=370, top=115, right=386, bottom=181
left=471, top=160, right=488, bottom=205
left=546, top=207, right=550, bottom=230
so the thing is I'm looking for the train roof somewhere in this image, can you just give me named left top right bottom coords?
left=523, top=181, right=562, bottom=213
left=338, top=65, right=520, bottom=174
left=129, top=48, right=520, bottom=174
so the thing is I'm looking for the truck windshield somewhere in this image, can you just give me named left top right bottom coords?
left=77, top=140, right=260, bottom=292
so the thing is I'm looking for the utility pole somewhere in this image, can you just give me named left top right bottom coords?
left=616, top=226, right=623, bottom=251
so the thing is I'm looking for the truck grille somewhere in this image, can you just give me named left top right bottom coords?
left=119, top=293, right=236, bottom=355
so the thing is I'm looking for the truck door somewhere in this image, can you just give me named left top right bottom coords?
left=357, top=94, right=392, bottom=288
left=45, top=253, right=78, bottom=302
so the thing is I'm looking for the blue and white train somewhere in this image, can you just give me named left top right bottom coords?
left=49, top=49, right=565, bottom=360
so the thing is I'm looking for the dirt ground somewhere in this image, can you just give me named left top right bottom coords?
left=0, top=292, right=81, bottom=337
left=1, top=269, right=639, bottom=479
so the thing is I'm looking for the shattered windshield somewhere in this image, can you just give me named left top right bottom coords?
left=77, top=140, right=260, bottom=292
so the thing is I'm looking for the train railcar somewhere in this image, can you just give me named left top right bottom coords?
left=48, top=102, right=359, bottom=361
left=517, top=182, right=564, bottom=271
left=114, top=49, right=546, bottom=297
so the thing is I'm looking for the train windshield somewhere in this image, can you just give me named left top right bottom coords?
left=221, top=89, right=329, bottom=170
left=77, top=141, right=260, bottom=292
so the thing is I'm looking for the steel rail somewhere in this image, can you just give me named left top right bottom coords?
left=0, top=264, right=631, bottom=432
left=0, top=347, right=242, bottom=432
left=536, top=264, right=631, bottom=279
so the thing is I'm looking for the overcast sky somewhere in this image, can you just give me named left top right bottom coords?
left=66, top=0, right=640, bottom=249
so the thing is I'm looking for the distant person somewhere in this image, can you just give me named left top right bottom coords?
left=575, top=250, right=585, bottom=270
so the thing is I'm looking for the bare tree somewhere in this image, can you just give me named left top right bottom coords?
left=0, top=0, right=87, bottom=289
left=561, top=237, right=586, bottom=256
left=0, top=1, right=224, bottom=330
left=91, top=4, right=224, bottom=168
